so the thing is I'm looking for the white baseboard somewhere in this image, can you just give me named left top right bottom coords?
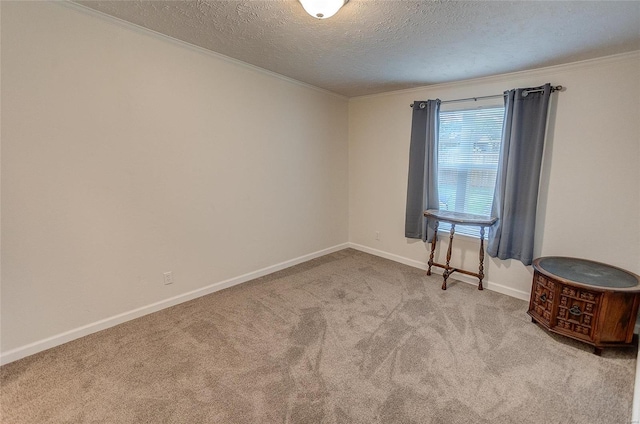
left=0, top=243, right=349, bottom=365
left=347, top=242, right=531, bottom=302
left=348, top=243, right=428, bottom=270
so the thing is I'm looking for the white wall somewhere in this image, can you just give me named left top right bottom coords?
left=1, top=2, right=349, bottom=359
left=349, top=52, right=640, bottom=299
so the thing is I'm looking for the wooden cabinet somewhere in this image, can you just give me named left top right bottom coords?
left=528, top=257, right=640, bottom=354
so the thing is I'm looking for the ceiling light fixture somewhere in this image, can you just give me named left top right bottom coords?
left=299, top=0, right=347, bottom=19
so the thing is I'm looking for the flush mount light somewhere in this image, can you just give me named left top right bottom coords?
left=299, top=0, right=348, bottom=19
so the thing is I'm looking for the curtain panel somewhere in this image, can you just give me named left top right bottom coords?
left=405, top=100, right=440, bottom=243
left=488, top=83, right=552, bottom=265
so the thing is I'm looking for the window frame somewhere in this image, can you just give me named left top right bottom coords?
left=436, top=101, right=505, bottom=238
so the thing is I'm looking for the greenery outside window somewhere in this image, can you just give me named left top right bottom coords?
left=437, top=105, right=505, bottom=237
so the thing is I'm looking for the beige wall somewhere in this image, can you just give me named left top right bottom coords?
left=349, top=52, right=640, bottom=299
left=1, top=2, right=349, bottom=357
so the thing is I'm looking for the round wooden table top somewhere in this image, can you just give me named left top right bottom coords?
left=533, top=257, right=640, bottom=291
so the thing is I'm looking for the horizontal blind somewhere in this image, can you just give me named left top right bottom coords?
left=437, top=106, right=504, bottom=237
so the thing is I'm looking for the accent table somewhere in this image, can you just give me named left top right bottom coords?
left=529, top=257, right=640, bottom=355
left=424, top=209, right=497, bottom=291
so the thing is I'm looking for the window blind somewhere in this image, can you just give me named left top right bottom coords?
left=437, top=106, right=505, bottom=237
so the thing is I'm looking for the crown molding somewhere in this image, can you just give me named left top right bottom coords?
left=60, top=1, right=348, bottom=101
left=350, top=50, right=640, bottom=102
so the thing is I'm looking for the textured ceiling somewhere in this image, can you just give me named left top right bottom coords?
left=74, top=0, right=640, bottom=97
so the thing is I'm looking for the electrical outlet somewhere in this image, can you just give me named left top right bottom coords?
left=375, top=231, right=380, bottom=241
left=163, top=271, right=173, bottom=285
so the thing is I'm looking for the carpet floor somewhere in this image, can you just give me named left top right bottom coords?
left=1, top=248, right=636, bottom=423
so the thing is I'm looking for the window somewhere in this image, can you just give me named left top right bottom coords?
left=437, top=105, right=504, bottom=237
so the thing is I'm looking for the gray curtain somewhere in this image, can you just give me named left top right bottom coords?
left=488, top=83, right=552, bottom=265
left=405, top=99, right=440, bottom=242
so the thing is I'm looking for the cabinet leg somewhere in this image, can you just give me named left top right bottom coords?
left=593, top=347, right=603, bottom=356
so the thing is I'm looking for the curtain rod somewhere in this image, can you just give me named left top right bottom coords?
left=409, top=85, right=563, bottom=108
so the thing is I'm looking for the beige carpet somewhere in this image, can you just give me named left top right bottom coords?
left=1, top=249, right=636, bottom=423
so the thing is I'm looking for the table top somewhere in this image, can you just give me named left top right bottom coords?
left=424, top=209, right=497, bottom=227
left=533, top=257, right=640, bottom=291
